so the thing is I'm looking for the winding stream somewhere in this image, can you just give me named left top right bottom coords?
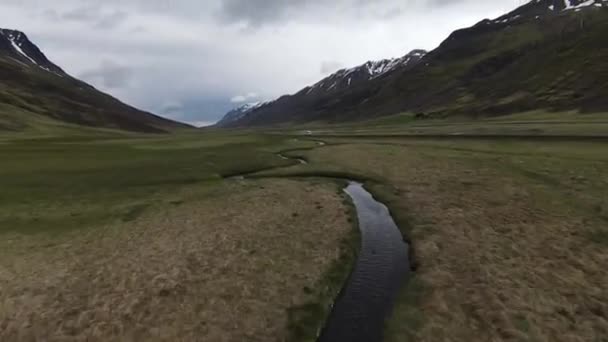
left=278, top=150, right=410, bottom=341
left=232, top=147, right=410, bottom=342
left=317, top=182, right=409, bottom=342
left=278, top=153, right=307, bottom=164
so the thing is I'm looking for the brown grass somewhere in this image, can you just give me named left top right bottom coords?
left=297, top=140, right=608, bottom=342
left=0, top=178, right=352, bottom=341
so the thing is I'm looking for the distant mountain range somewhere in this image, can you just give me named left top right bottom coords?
left=219, top=0, right=608, bottom=127
left=217, top=102, right=268, bottom=127
left=0, top=29, right=189, bottom=133
left=217, top=50, right=427, bottom=127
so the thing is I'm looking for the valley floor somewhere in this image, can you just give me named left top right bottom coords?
left=0, top=133, right=356, bottom=341
left=274, top=136, right=608, bottom=342
left=2, top=117, right=608, bottom=341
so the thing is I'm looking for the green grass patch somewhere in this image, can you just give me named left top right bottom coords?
left=0, top=132, right=309, bottom=235
left=287, top=180, right=361, bottom=342
left=121, top=203, right=151, bottom=222
left=588, top=230, right=608, bottom=246
left=384, top=276, right=427, bottom=342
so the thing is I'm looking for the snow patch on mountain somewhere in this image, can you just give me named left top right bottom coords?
left=306, top=49, right=427, bottom=94
left=216, top=101, right=270, bottom=126
left=486, top=0, right=605, bottom=25
left=0, top=28, right=65, bottom=77
left=7, top=36, right=37, bottom=65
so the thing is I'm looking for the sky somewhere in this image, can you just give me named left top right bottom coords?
left=0, top=0, right=529, bottom=126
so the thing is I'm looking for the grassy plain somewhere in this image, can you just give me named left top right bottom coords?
left=0, top=132, right=357, bottom=341
left=286, top=111, right=608, bottom=138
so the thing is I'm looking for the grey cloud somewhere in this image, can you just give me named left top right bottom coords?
left=62, top=5, right=99, bottom=21
left=218, top=0, right=303, bottom=25
left=94, top=10, right=129, bottom=29
left=11, top=0, right=495, bottom=27
left=320, top=61, right=344, bottom=74
left=155, top=97, right=236, bottom=125
left=217, top=0, right=401, bottom=26
left=42, top=4, right=128, bottom=29
left=79, top=60, right=132, bottom=89
left=216, top=0, right=479, bottom=26
left=160, top=101, right=184, bottom=115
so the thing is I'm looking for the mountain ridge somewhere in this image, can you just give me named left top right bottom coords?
left=219, top=0, right=608, bottom=127
left=0, top=29, right=65, bottom=76
left=0, top=28, right=190, bottom=133
left=301, top=49, right=428, bottom=97
left=217, top=102, right=267, bottom=127
left=217, top=49, right=427, bottom=127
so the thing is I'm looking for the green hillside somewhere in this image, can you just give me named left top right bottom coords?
left=0, top=29, right=190, bottom=134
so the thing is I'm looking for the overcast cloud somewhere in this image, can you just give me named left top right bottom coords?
left=0, top=0, right=528, bottom=126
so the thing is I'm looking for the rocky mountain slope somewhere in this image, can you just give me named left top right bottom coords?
left=0, top=29, right=190, bottom=133
left=221, top=0, right=608, bottom=127
left=301, top=49, right=427, bottom=97
left=217, top=50, right=427, bottom=127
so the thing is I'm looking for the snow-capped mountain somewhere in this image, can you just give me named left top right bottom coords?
left=444, top=0, right=606, bottom=50
left=217, top=0, right=607, bottom=127
left=217, top=102, right=267, bottom=126
left=489, top=0, right=606, bottom=24
left=527, top=0, right=606, bottom=12
left=0, top=29, right=65, bottom=76
left=300, top=49, right=427, bottom=97
left=217, top=49, right=427, bottom=127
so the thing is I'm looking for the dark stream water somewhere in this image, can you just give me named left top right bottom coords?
left=231, top=151, right=410, bottom=342
left=278, top=153, right=307, bottom=164
left=317, top=182, right=410, bottom=342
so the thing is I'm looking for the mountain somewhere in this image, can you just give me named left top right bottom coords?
left=221, top=0, right=608, bottom=127
left=217, top=50, right=427, bottom=127
left=216, top=102, right=266, bottom=127
left=300, top=49, right=427, bottom=97
left=0, top=29, right=190, bottom=133
left=497, top=0, right=605, bottom=20
left=0, top=29, right=65, bottom=75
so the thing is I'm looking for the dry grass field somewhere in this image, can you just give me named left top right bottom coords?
left=0, top=178, right=354, bottom=341
left=0, top=133, right=358, bottom=341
